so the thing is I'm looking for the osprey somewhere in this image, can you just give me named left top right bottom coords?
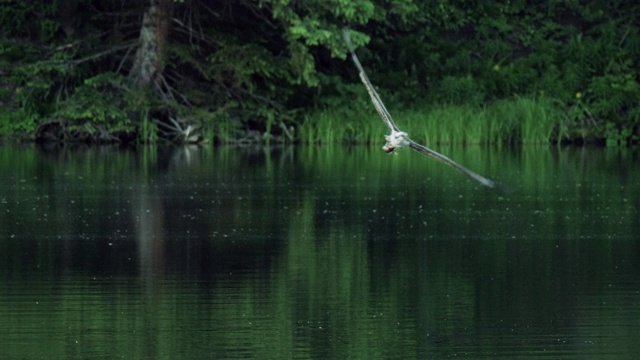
left=343, top=28, right=499, bottom=189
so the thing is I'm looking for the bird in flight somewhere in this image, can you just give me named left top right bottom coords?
left=343, top=28, right=500, bottom=189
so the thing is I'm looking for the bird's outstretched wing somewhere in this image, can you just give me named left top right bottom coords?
left=407, top=140, right=498, bottom=188
left=343, top=27, right=501, bottom=189
left=343, top=28, right=399, bottom=132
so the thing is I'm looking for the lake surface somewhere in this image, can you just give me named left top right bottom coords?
left=1, top=144, right=639, bottom=359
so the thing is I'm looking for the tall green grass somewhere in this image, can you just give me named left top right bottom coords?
left=139, top=113, right=158, bottom=143
left=301, top=95, right=563, bottom=145
left=299, top=99, right=380, bottom=145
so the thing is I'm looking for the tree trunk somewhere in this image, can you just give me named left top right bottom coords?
left=130, top=0, right=172, bottom=88
left=129, top=0, right=202, bottom=143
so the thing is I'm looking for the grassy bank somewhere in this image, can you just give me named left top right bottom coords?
left=300, top=96, right=565, bottom=146
left=2, top=94, right=633, bottom=146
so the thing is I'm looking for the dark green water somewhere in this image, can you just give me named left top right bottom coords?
left=1, top=144, right=639, bottom=359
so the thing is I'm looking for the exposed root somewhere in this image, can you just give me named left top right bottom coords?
left=155, top=115, right=203, bottom=143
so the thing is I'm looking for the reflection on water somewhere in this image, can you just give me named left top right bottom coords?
left=1, top=144, right=639, bottom=359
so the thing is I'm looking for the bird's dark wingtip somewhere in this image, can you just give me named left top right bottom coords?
left=485, top=180, right=512, bottom=193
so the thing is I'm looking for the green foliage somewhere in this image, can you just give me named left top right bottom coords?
left=0, top=0, right=639, bottom=144
left=1, top=53, right=69, bottom=135
left=343, top=0, right=640, bottom=144
left=0, top=108, right=38, bottom=137
left=0, top=1, right=59, bottom=41
left=589, top=64, right=639, bottom=120
left=53, top=73, right=136, bottom=129
left=205, top=39, right=289, bottom=91
left=434, top=75, right=485, bottom=105
left=13, top=62, right=69, bottom=112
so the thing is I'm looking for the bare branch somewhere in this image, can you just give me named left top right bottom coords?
left=73, top=42, right=138, bottom=65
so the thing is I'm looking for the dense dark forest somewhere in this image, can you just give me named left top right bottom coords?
left=1, top=0, right=638, bottom=144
